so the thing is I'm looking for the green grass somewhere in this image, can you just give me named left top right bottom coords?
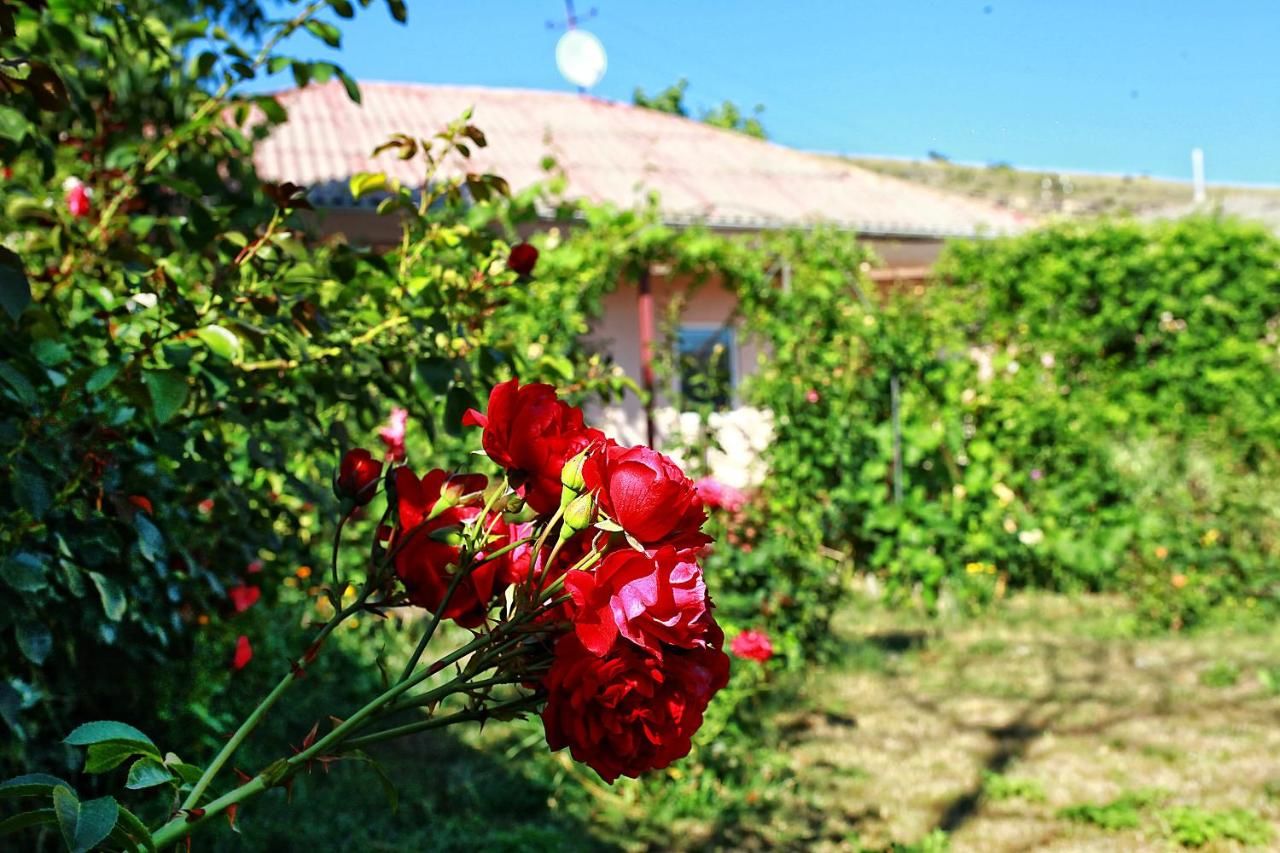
left=1058, top=789, right=1167, bottom=831
left=981, top=771, right=1046, bottom=804
left=183, top=593, right=1280, bottom=852
left=1161, top=806, right=1274, bottom=848
left=1199, top=660, right=1241, bottom=688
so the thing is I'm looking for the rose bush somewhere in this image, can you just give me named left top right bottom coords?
left=2, top=380, right=731, bottom=848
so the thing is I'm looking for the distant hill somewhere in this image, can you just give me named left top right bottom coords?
left=842, top=156, right=1280, bottom=230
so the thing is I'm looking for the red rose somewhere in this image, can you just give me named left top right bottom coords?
left=391, top=468, right=500, bottom=628
left=228, top=583, right=261, bottom=614
left=730, top=628, right=773, bottom=663
left=334, top=448, right=383, bottom=506
left=507, top=242, right=538, bottom=277
left=541, top=632, right=730, bottom=783
left=127, top=495, right=153, bottom=516
left=583, top=443, right=708, bottom=547
left=462, top=379, right=602, bottom=514
left=232, top=635, right=253, bottom=671
left=565, top=546, right=710, bottom=658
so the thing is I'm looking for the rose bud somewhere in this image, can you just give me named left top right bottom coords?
left=560, top=448, right=589, bottom=494
left=560, top=492, right=596, bottom=539
left=334, top=448, right=383, bottom=506
left=507, top=242, right=538, bottom=278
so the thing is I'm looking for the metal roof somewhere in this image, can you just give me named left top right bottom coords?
left=253, top=81, right=1032, bottom=239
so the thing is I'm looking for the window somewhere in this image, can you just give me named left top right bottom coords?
left=675, top=325, right=736, bottom=409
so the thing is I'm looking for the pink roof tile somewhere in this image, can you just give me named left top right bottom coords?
left=253, top=81, right=1030, bottom=238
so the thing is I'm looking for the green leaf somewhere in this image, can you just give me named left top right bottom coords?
left=54, top=786, right=118, bottom=853
left=195, top=324, right=243, bottom=361
left=0, top=808, right=58, bottom=840
left=349, top=171, right=388, bottom=199
left=415, top=357, right=454, bottom=393
left=85, top=364, right=121, bottom=394
left=266, top=55, right=290, bottom=74
left=0, top=105, right=32, bottom=142
left=0, top=362, right=35, bottom=406
left=303, top=20, right=341, bottom=47
left=385, top=0, right=408, bottom=23
left=111, top=806, right=155, bottom=853
left=84, top=742, right=147, bottom=774
left=15, top=620, right=51, bottom=665
left=124, top=758, right=174, bottom=790
left=337, top=69, right=361, bottom=104
left=329, top=0, right=355, bottom=17
left=64, top=721, right=157, bottom=753
left=88, top=572, right=127, bottom=621
left=192, top=50, right=218, bottom=78
left=143, top=369, right=188, bottom=424
left=291, top=60, right=311, bottom=87
left=0, top=246, right=32, bottom=323
left=12, top=457, right=51, bottom=519
left=1, top=552, right=47, bottom=593
left=134, top=513, right=166, bottom=563
left=0, top=774, right=72, bottom=800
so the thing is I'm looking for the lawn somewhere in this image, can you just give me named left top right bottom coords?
left=213, top=594, right=1280, bottom=852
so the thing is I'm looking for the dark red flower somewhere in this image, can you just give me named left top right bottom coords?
left=232, top=635, right=253, bottom=671
left=541, top=631, right=730, bottom=783
left=127, top=495, right=153, bottom=516
left=391, top=468, right=500, bottom=628
left=334, top=448, right=383, bottom=506
left=583, top=443, right=708, bottom=548
left=507, top=242, right=539, bottom=277
left=730, top=628, right=774, bottom=663
left=565, top=546, right=710, bottom=658
left=462, top=379, right=602, bottom=514
left=228, top=583, right=261, bottom=614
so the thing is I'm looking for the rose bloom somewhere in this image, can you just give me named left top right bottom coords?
left=391, top=468, right=499, bottom=628
left=565, top=546, right=710, bottom=658
left=693, top=477, right=747, bottom=513
left=731, top=628, right=773, bottom=663
left=583, top=443, right=708, bottom=548
left=507, top=242, right=539, bottom=277
left=65, top=178, right=90, bottom=218
left=334, top=447, right=383, bottom=505
left=232, top=635, right=253, bottom=671
left=378, top=407, right=409, bottom=462
left=463, top=379, right=601, bottom=514
left=541, top=631, right=730, bottom=783
left=227, top=583, right=261, bottom=614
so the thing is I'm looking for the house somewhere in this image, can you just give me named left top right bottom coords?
left=253, top=81, right=1029, bottom=484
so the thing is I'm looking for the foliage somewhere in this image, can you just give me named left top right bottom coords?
left=700, top=218, right=1280, bottom=627
left=1160, top=806, right=1274, bottom=848
left=1058, top=789, right=1167, bottom=831
left=0, top=0, right=621, bottom=779
left=632, top=78, right=768, bottom=139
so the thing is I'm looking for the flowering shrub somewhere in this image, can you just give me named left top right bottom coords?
left=0, top=380, right=729, bottom=849
left=0, top=0, right=626, bottom=779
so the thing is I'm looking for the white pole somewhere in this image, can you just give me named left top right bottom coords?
left=1191, top=148, right=1206, bottom=204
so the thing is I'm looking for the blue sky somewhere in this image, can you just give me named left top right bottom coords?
left=254, top=1, right=1280, bottom=184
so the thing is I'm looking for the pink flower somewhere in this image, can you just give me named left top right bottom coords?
left=378, top=407, right=409, bottom=462
left=731, top=628, right=773, bottom=663
left=805, top=389, right=820, bottom=404
left=65, top=178, right=91, bottom=218
left=693, top=477, right=748, bottom=513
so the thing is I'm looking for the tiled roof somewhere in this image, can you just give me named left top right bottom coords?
left=253, top=81, right=1031, bottom=238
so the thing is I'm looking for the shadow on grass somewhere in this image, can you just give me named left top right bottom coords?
left=210, top=728, right=615, bottom=852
